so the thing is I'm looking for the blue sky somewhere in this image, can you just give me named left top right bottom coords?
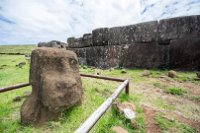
left=0, top=0, right=199, bottom=45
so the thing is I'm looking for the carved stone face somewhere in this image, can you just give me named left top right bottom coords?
left=21, top=48, right=82, bottom=125
left=40, top=57, right=82, bottom=111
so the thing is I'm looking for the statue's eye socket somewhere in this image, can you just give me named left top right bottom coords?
left=70, top=58, right=77, bottom=65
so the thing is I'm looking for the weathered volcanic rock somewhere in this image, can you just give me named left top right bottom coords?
left=70, top=48, right=87, bottom=65
left=108, top=21, right=158, bottom=46
left=158, top=15, right=200, bottom=41
left=122, top=42, right=161, bottom=68
left=196, top=72, right=200, bottom=78
left=67, top=15, right=200, bottom=70
left=108, top=26, right=129, bottom=45
left=20, top=48, right=83, bottom=126
left=38, top=40, right=67, bottom=48
left=169, top=37, right=200, bottom=70
left=92, top=28, right=109, bottom=46
left=168, top=70, right=177, bottom=78
left=67, top=37, right=75, bottom=47
left=82, top=33, right=92, bottom=47
left=127, top=21, right=158, bottom=43
left=85, top=45, right=125, bottom=68
left=112, top=126, right=128, bottom=133
left=68, top=35, right=92, bottom=48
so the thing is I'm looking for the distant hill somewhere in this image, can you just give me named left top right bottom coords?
left=0, top=45, right=36, bottom=54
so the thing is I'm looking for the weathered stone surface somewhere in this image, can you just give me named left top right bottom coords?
left=70, top=38, right=83, bottom=48
left=127, top=21, right=158, bottom=43
left=67, top=37, right=75, bottom=47
left=38, top=40, right=67, bottom=49
left=169, top=37, right=200, bottom=70
left=20, top=48, right=83, bottom=126
left=82, top=33, right=92, bottom=47
left=158, top=15, right=200, bottom=41
left=196, top=72, right=200, bottom=78
left=92, top=28, right=109, bottom=46
left=86, top=46, right=105, bottom=67
left=104, top=45, right=125, bottom=68
left=69, top=48, right=87, bottom=65
left=112, top=126, right=128, bottom=133
left=67, top=15, right=200, bottom=70
left=68, top=34, right=92, bottom=48
left=141, top=70, right=151, bottom=76
left=84, top=45, right=125, bottom=68
left=122, top=43, right=161, bottom=68
left=168, top=70, right=177, bottom=78
left=108, top=26, right=129, bottom=45
left=115, top=102, right=136, bottom=113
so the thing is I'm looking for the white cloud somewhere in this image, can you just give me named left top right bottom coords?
left=0, top=0, right=199, bottom=44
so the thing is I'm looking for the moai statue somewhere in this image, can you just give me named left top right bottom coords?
left=20, top=47, right=83, bottom=126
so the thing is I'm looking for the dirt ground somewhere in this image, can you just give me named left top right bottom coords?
left=131, top=74, right=200, bottom=133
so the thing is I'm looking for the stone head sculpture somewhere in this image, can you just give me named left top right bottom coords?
left=20, top=47, right=83, bottom=126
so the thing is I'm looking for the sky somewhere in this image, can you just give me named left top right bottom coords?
left=0, top=0, right=199, bottom=45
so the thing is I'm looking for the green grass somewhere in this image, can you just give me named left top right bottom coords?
left=174, top=71, right=200, bottom=85
left=188, top=96, right=200, bottom=102
left=0, top=45, right=36, bottom=54
left=155, top=114, right=196, bottom=133
left=153, top=82, right=162, bottom=88
left=0, top=45, right=199, bottom=132
left=164, top=87, right=187, bottom=95
left=152, top=98, right=175, bottom=110
left=153, top=82, right=187, bottom=96
left=0, top=54, right=145, bottom=133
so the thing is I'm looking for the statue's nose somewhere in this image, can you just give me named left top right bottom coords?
left=57, top=77, right=77, bottom=89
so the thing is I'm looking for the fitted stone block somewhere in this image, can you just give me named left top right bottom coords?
left=169, top=37, right=200, bottom=70
left=158, top=15, right=200, bottom=41
left=92, top=28, right=109, bottom=46
left=67, top=15, right=200, bottom=70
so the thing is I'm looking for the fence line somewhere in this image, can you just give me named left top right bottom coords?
left=75, top=80, right=129, bottom=133
left=0, top=73, right=129, bottom=132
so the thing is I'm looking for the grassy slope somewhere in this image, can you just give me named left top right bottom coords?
left=0, top=54, right=144, bottom=133
left=0, top=45, right=199, bottom=133
left=0, top=45, right=36, bottom=54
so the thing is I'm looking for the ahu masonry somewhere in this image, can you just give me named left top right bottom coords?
left=67, top=15, right=200, bottom=70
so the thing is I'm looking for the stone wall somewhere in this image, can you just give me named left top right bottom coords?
left=67, top=15, right=200, bottom=70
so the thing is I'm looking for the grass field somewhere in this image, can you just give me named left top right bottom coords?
left=0, top=45, right=200, bottom=133
left=0, top=45, right=36, bottom=54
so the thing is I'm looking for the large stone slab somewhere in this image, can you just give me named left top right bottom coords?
left=122, top=42, right=167, bottom=68
left=108, top=26, right=129, bottom=45
left=68, top=34, right=92, bottom=48
left=70, top=48, right=87, bottom=65
left=84, top=45, right=125, bottom=68
left=158, top=15, right=200, bottom=41
left=169, top=37, right=200, bottom=70
left=82, top=33, right=92, bottom=47
left=108, top=21, right=158, bottom=46
left=92, top=28, right=109, bottom=46
left=21, top=48, right=83, bottom=126
left=127, top=21, right=158, bottom=43
left=86, top=46, right=105, bottom=67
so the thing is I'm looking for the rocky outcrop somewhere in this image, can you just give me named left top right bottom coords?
left=20, top=48, right=83, bottom=126
left=67, top=15, right=200, bottom=70
left=38, top=40, right=67, bottom=49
